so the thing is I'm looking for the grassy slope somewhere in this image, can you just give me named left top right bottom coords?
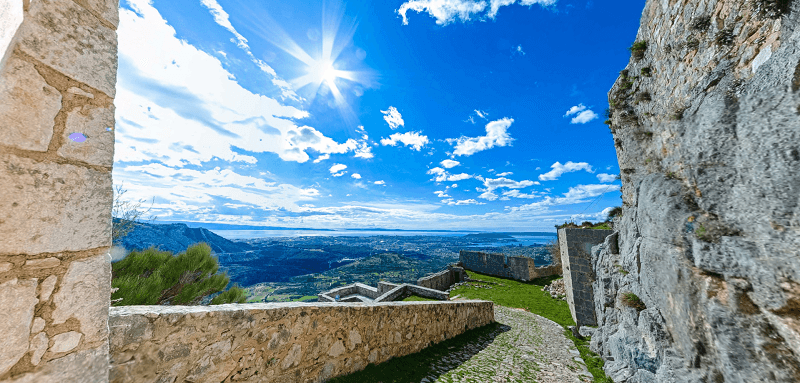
left=329, top=270, right=613, bottom=383
left=402, top=295, right=439, bottom=302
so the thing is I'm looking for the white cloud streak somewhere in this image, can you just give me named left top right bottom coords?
left=596, top=173, right=618, bottom=183
left=538, top=161, right=594, bottom=181
left=380, top=131, right=429, bottom=151
left=440, top=159, right=460, bottom=168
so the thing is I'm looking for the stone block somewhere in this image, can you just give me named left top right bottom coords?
left=0, top=0, right=23, bottom=66
left=51, top=331, right=82, bottom=353
left=24, top=257, right=60, bottom=269
left=16, top=0, right=118, bottom=97
left=82, top=0, right=120, bottom=28
left=52, top=253, right=111, bottom=344
left=57, top=103, right=115, bottom=167
left=0, top=54, right=61, bottom=152
left=29, top=332, right=48, bottom=366
left=0, top=278, right=38, bottom=375
left=8, top=343, right=108, bottom=383
left=0, top=152, right=112, bottom=254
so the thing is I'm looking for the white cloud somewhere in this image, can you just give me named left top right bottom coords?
left=199, top=0, right=299, bottom=101
left=496, top=171, right=513, bottom=177
left=397, top=0, right=488, bottom=25
left=381, top=131, right=429, bottom=151
left=374, top=180, right=386, bottom=185
left=539, top=161, right=594, bottom=181
left=478, top=191, right=498, bottom=200
left=428, top=167, right=473, bottom=182
left=454, top=199, right=484, bottom=205
left=329, top=164, right=347, bottom=177
left=510, top=184, right=621, bottom=212
left=451, top=183, right=458, bottom=188
left=475, top=109, right=487, bottom=119
left=571, top=110, right=599, bottom=124
left=441, top=159, right=460, bottom=168
left=351, top=173, right=362, bottom=179
left=481, top=176, right=536, bottom=191
left=597, top=173, right=618, bottom=183
left=313, top=154, right=330, bottom=163
left=434, top=190, right=450, bottom=198
left=513, top=44, right=525, bottom=55
left=397, top=0, right=556, bottom=25
left=451, top=118, right=514, bottom=156
left=114, top=0, right=368, bottom=168
left=564, top=103, right=587, bottom=117
left=381, top=106, right=405, bottom=129
left=502, top=189, right=538, bottom=199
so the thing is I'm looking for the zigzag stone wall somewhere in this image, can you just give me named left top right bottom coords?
left=0, top=0, right=118, bottom=381
left=108, top=301, right=494, bottom=383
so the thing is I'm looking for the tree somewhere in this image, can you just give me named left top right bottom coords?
left=111, top=242, right=247, bottom=306
left=606, top=206, right=622, bottom=222
left=112, top=182, right=157, bottom=245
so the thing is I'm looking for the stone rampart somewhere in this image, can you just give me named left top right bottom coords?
left=108, top=301, right=494, bottom=383
left=417, top=266, right=466, bottom=291
left=459, top=250, right=560, bottom=281
left=0, top=0, right=118, bottom=381
left=558, top=228, right=613, bottom=327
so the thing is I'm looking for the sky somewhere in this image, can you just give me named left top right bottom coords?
left=111, top=0, right=646, bottom=231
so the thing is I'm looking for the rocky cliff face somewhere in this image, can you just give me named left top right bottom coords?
left=591, top=0, right=800, bottom=381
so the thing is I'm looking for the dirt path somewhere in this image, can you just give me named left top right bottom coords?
left=424, top=305, right=593, bottom=383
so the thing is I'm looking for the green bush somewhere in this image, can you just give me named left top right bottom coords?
left=112, top=242, right=246, bottom=306
left=621, top=292, right=646, bottom=311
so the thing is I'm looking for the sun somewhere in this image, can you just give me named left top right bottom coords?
left=317, top=59, right=339, bottom=86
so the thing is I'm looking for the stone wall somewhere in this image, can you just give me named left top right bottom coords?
left=0, top=0, right=118, bottom=382
left=459, top=250, right=560, bottom=281
left=108, top=301, right=495, bottom=383
left=558, top=229, right=613, bottom=327
left=593, top=0, right=800, bottom=381
left=417, top=266, right=466, bottom=291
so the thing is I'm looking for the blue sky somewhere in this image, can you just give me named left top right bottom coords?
left=112, top=0, right=644, bottom=231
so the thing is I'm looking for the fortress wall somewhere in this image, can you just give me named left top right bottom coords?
left=108, top=301, right=495, bottom=383
left=558, top=229, right=613, bottom=327
left=0, top=0, right=119, bottom=382
left=459, top=250, right=559, bottom=281
left=417, top=266, right=466, bottom=291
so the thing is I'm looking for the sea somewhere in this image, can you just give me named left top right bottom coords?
left=210, top=229, right=556, bottom=246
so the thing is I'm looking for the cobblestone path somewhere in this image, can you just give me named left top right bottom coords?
left=422, top=305, right=593, bottom=383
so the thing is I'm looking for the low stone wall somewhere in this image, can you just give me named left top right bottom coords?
left=318, top=283, right=379, bottom=302
left=109, top=301, right=494, bottom=383
left=558, top=228, right=613, bottom=326
left=417, top=266, right=466, bottom=291
left=459, top=251, right=560, bottom=281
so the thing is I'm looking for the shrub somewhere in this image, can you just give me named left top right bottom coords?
left=112, top=242, right=246, bottom=306
left=606, top=206, right=622, bottom=221
left=621, top=292, right=646, bottom=311
left=690, top=15, right=711, bottom=31
left=640, top=67, right=652, bottom=77
left=629, top=41, right=647, bottom=60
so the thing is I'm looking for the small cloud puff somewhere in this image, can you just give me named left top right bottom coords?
left=374, top=180, right=386, bottom=185
left=539, top=161, right=594, bottom=181
left=329, top=163, right=347, bottom=177
left=351, top=173, right=362, bottom=179
left=450, top=118, right=514, bottom=156
left=380, top=106, right=405, bottom=130
left=596, top=173, right=618, bottom=183
left=564, top=103, right=598, bottom=124
left=441, top=159, right=460, bottom=168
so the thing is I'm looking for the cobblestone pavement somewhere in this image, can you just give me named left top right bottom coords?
left=423, top=305, right=593, bottom=383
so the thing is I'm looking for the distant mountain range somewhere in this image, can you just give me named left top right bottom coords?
left=114, top=218, right=254, bottom=256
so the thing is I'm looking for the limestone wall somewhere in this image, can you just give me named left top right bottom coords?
left=417, top=266, right=466, bottom=291
left=108, top=301, right=495, bottom=383
left=459, top=250, right=560, bottom=281
left=594, top=0, right=800, bottom=381
left=0, top=0, right=118, bottom=382
left=558, top=229, right=613, bottom=327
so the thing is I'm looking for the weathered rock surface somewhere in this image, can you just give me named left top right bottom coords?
left=108, top=301, right=494, bottom=383
left=592, top=0, right=800, bottom=381
left=0, top=278, right=38, bottom=375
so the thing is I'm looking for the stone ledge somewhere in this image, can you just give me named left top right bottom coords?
left=109, top=300, right=494, bottom=383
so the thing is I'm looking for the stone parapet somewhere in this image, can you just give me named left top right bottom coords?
left=108, top=301, right=495, bottom=383
left=417, top=265, right=466, bottom=291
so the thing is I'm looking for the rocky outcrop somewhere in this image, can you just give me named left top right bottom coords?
left=591, top=0, right=800, bottom=381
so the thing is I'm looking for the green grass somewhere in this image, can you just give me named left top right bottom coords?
left=452, top=271, right=574, bottom=327
left=590, top=223, right=612, bottom=230
left=402, top=295, right=440, bottom=302
left=295, top=295, right=318, bottom=302
left=563, top=330, right=614, bottom=383
left=327, top=322, right=506, bottom=383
